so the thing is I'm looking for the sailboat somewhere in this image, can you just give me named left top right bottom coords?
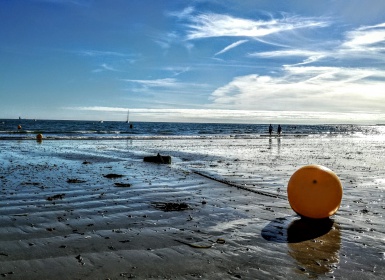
left=126, top=109, right=133, bottom=128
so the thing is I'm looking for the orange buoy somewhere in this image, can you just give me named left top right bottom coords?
left=36, top=134, right=43, bottom=141
left=18, top=125, right=22, bottom=130
left=287, top=165, right=343, bottom=219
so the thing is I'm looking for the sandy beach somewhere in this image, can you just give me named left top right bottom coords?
left=1, top=136, right=385, bottom=279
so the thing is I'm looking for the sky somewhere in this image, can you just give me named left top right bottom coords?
left=1, top=0, right=385, bottom=124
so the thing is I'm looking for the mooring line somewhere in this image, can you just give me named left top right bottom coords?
left=193, top=170, right=286, bottom=200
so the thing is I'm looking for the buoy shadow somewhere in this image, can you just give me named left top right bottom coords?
left=261, top=216, right=334, bottom=243
left=262, top=216, right=341, bottom=277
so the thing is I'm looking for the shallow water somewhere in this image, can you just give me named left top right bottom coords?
left=1, top=119, right=384, bottom=140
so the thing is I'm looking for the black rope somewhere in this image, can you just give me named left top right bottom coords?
left=193, top=170, right=286, bottom=200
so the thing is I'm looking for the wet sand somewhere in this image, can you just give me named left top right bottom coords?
left=0, top=137, right=384, bottom=279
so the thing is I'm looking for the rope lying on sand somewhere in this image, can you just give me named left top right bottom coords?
left=193, top=170, right=286, bottom=200
left=174, top=239, right=214, bottom=249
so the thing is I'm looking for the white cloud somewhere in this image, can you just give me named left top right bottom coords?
left=230, top=22, right=385, bottom=117
left=215, top=40, right=248, bottom=56
left=342, top=23, right=385, bottom=51
left=209, top=66, right=385, bottom=114
left=185, top=13, right=329, bottom=40
left=66, top=107, right=385, bottom=124
left=345, top=30, right=385, bottom=47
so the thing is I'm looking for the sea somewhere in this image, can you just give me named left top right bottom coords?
left=0, top=119, right=384, bottom=140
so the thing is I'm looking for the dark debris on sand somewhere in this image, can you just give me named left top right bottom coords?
left=66, top=178, right=86, bottom=183
left=114, top=182, right=131, bottom=187
left=46, top=193, right=65, bottom=201
left=103, top=174, right=124, bottom=179
left=143, top=153, right=171, bottom=164
left=151, top=202, right=191, bottom=212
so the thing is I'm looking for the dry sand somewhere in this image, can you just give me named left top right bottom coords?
left=1, top=136, right=385, bottom=279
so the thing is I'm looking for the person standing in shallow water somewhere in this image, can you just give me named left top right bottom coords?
left=277, top=125, right=282, bottom=135
left=269, top=124, right=273, bottom=135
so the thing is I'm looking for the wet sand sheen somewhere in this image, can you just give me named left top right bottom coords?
left=0, top=138, right=384, bottom=279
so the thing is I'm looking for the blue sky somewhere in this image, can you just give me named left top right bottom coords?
left=1, top=0, right=385, bottom=124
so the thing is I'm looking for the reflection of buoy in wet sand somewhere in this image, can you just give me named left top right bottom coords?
left=18, top=125, right=22, bottom=130
left=287, top=165, right=343, bottom=219
left=36, top=134, right=43, bottom=141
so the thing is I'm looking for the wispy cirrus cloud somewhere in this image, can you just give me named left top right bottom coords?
left=167, top=6, right=195, bottom=20
left=122, top=78, right=180, bottom=88
left=74, top=49, right=138, bottom=73
left=92, top=63, right=119, bottom=73
left=250, top=22, right=385, bottom=65
left=122, top=78, right=210, bottom=93
left=249, top=49, right=325, bottom=58
left=184, top=13, right=330, bottom=40
left=122, top=78, right=208, bottom=88
left=215, top=40, right=248, bottom=56
left=163, top=66, right=190, bottom=76
left=75, top=50, right=130, bottom=57
left=249, top=49, right=327, bottom=66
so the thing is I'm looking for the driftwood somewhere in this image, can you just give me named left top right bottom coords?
left=143, top=153, right=171, bottom=164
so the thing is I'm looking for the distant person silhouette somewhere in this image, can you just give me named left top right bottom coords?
left=277, top=125, right=282, bottom=135
left=269, top=124, right=273, bottom=135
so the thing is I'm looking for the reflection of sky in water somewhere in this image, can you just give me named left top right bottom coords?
left=262, top=216, right=341, bottom=278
